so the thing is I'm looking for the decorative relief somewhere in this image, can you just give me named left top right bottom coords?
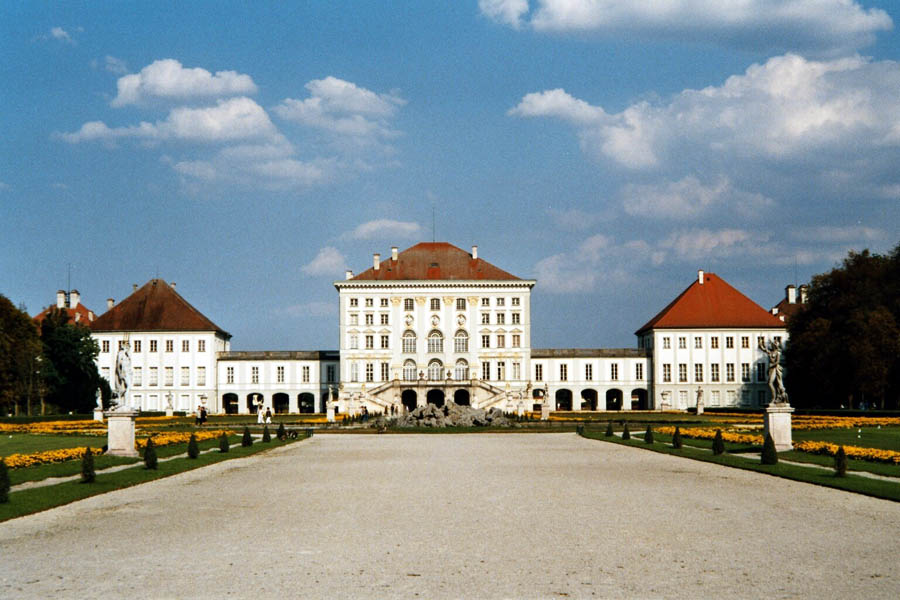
left=391, top=297, right=402, bottom=306
left=431, top=315, right=440, bottom=326
left=468, top=296, right=479, bottom=305
left=443, top=296, right=454, bottom=305
left=416, top=297, right=426, bottom=306
left=457, top=314, right=466, bottom=326
left=405, top=314, right=414, bottom=326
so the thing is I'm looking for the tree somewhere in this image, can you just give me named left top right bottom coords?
left=81, top=447, right=95, bottom=483
left=834, top=446, right=848, bottom=477
left=39, top=308, right=101, bottom=413
left=786, top=244, right=900, bottom=409
left=0, top=295, right=43, bottom=416
left=187, top=433, right=200, bottom=459
left=0, top=459, right=10, bottom=503
left=143, top=437, right=158, bottom=470
left=761, top=434, right=778, bottom=465
left=672, top=426, right=683, bottom=449
left=712, top=430, right=725, bottom=455
left=242, top=427, right=253, bottom=447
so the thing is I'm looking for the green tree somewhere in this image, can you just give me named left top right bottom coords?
left=761, top=434, right=778, bottom=465
left=712, top=430, right=725, bottom=455
left=242, top=426, right=253, bottom=447
left=39, top=308, right=101, bottom=413
left=143, top=437, right=158, bottom=470
left=672, top=426, right=683, bottom=449
left=0, top=458, right=10, bottom=503
left=0, top=295, right=44, bottom=416
left=187, top=433, right=200, bottom=459
left=81, top=447, right=95, bottom=483
left=834, top=446, right=848, bottom=477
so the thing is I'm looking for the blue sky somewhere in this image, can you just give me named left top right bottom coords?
left=3, top=1, right=899, bottom=350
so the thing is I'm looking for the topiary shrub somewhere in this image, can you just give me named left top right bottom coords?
left=81, top=447, right=95, bottom=483
left=712, top=429, right=725, bottom=455
left=277, top=422, right=287, bottom=441
left=644, top=425, right=654, bottom=444
left=672, top=426, right=683, bottom=449
left=242, top=426, right=253, bottom=447
left=621, top=422, right=631, bottom=440
left=576, top=424, right=584, bottom=436
left=604, top=421, right=614, bottom=437
left=0, top=458, right=10, bottom=503
left=262, top=425, right=271, bottom=443
left=187, top=433, right=200, bottom=459
left=834, top=445, right=848, bottom=477
left=761, top=433, right=778, bottom=465
left=219, top=432, right=230, bottom=453
left=144, top=437, right=158, bottom=470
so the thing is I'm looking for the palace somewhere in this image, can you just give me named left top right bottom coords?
left=82, top=242, right=791, bottom=415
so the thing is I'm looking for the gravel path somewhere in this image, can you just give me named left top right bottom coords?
left=1, top=433, right=899, bottom=599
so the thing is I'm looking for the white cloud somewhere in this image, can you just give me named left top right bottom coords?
left=482, top=1, right=892, bottom=54
left=342, top=219, right=422, bottom=240
left=791, top=225, right=885, bottom=243
left=658, top=229, right=757, bottom=262
left=103, top=56, right=128, bottom=75
left=111, top=59, right=257, bottom=107
left=547, top=207, right=606, bottom=231
left=301, top=247, right=348, bottom=277
left=622, top=176, right=774, bottom=220
left=50, top=27, right=74, bottom=44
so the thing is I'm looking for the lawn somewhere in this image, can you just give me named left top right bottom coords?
left=793, top=426, right=900, bottom=451
left=0, top=433, right=104, bottom=455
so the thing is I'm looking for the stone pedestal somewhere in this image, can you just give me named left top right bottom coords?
left=326, top=403, right=335, bottom=423
left=540, top=403, right=551, bottom=421
left=93, top=408, right=105, bottom=422
left=764, top=404, right=794, bottom=452
left=106, top=410, right=140, bottom=457
left=165, top=407, right=174, bottom=417
left=696, top=401, right=704, bottom=416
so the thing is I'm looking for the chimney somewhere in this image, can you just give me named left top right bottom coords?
left=133, top=284, right=138, bottom=292
left=698, top=269, right=705, bottom=284
left=786, top=285, right=797, bottom=304
left=799, top=284, right=809, bottom=304
left=345, top=270, right=353, bottom=280
left=56, top=290, right=66, bottom=309
left=107, top=298, right=115, bottom=310
left=391, top=246, right=398, bottom=261
left=69, top=289, right=80, bottom=308
left=472, top=245, right=478, bottom=260
left=373, top=253, right=380, bottom=270
left=88, top=311, right=95, bottom=322
left=170, top=282, right=176, bottom=289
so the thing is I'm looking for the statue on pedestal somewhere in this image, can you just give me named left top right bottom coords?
left=760, top=339, right=789, bottom=404
left=113, top=342, right=133, bottom=411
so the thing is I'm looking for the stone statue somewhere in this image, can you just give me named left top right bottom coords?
left=113, top=342, right=133, bottom=410
left=95, top=388, right=103, bottom=410
left=760, top=339, right=788, bottom=404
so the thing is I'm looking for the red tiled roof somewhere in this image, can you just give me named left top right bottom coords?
left=349, top=242, right=521, bottom=281
left=33, top=303, right=95, bottom=327
left=771, top=298, right=807, bottom=323
left=636, top=272, right=785, bottom=334
left=90, top=279, right=230, bottom=337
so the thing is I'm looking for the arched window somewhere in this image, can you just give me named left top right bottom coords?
left=427, top=360, right=443, bottom=381
left=454, top=359, right=469, bottom=381
left=402, top=330, right=416, bottom=353
left=454, top=329, right=468, bottom=353
left=403, top=359, right=417, bottom=381
left=427, top=330, right=443, bottom=353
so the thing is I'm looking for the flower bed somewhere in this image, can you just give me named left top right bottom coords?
left=792, top=441, right=900, bottom=464
left=0, top=420, right=105, bottom=434
left=656, top=426, right=763, bottom=445
left=136, top=430, right=233, bottom=449
left=2, top=446, right=104, bottom=469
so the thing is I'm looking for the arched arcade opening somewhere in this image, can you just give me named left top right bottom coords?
left=606, top=389, right=623, bottom=411
left=580, top=389, right=598, bottom=411
left=555, top=388, right=573, bottom=411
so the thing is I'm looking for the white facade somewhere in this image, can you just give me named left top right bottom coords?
left=531, top=349, right=650, bottom=411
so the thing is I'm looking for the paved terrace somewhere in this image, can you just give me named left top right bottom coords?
left=2, top=433, right=899, bottom=598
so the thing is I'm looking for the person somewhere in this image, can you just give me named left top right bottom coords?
left=257, top=404, right=264, bottom=424
left=199, top=405, right=207, bottom=426
left=265, top=407, right=272, bottom=424
left=195, top=405, right=202, bottom=426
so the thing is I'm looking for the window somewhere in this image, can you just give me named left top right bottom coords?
left=757, top=336, right=765, bottom=348
left=774, top=336, right=782, bottom=345
left=381, top=335, right=390, bottom=349
left=166, top=340, right=174, bottom=352
left=636, top=363, right=643, bottom=380
left=402, top=331, right=416, bottom=353
left=663, top=337, right=670, bottom=349
left=182, top=340, right=190, bottom=352
left=758, top=390, right=767, bottom=406
left=165, top=367, right=174, bottom=386
left=726, top=363, right=735, bottom=382
left=403, top=360, right=417, bottom=381
left=149, top=367, right=158, bottom=386
left=694, top=337, right=702, bottom=349
left=251, top=366, right=259, bottom=384
left=512, top=362, right=521, bottom=380
left=481, top=297, right=490, bottom=306
left=742, top=390, right=751, bottom=405
left=585, top=364, right=593, bottom=381
left=181, top=367, right=190, bottom=386
left=481, top=313, right=490, bottom=325
left=365, top=363, right=374, bottom=382
left=454, top=330, right=468, bottom=353
left=512, top=334, right=520, bottom=347
left=350, top=298, right=358, bottom=307
left=726, top=336, right=734, bottom=349
left=430, top=298, right=440, bottom=311
left=427, top=330, right=443, bottom=353
left=482, top=362, right=491, bottom=380
left=694, top=364, right=703, bottom=382
left=741, top=336, right=750, bottom=349
left=428, top=360, right=443, bottom=381
left=133, top=340, right=141, bottom=353
left=496, top=313, right=505, bottom=325
left=226, top=366, right=234, bottom=384
left=511, top=312, right=520, bottom=325
left=511, top=297, right=520, bottom=306
left=198, top=340, right=205, bottom=352
left=102, top=340, right=110, bottom=353
left=197, top=366, right=205, bottom=386
left=496, top=298, right=505, bottom=307
left=711, top=364, right=720, bottom=382
left=496, top=334, right=505, bottom=348
left=727, top=390, right=737, bottom=405
left=365, top=298, right=373, bottom=307
left=679, top=390, right=688, bottom=407
left=678, top=337, right=687, bottom=349
left=455, top=360, right=469, bottom=381
left=611, top=363, right=619, bottom=381
left=560, top=364, right=568, bottom=381
left=741, top=363, right=751, bottom=382
left=481, top=335, right=490, bottom=349
left=326, top=365, right=336, bottom=383
left=456, top=298, right=466, bottom=310
left=710, top=337, right=718, bottom=349
left=663, top=364, right=671, bottom=382
left=535, top=363, right=543, bottom=382
left=678, top=363, right=687, bottom=383
left=380, top=314, right=389, bottom=325
left=150, top=339, right=158, bottom=353
left=365, top=314, right=374, bottom=325
left=349, top=334, right=359, bottom=350
left=711, top=390, right=720, bottom=406
left=496, top=361, right=505, bottom=380
left=756, top=363, right=766, bottom=382
left=133, top=367, right=142, bottom=385
left=404, top=298, right=414, bottom=311
left=118, top=340, right=125, bottom=350
left=302, top=366, right=310, bottom=383
left=349, top=314, right=359, bottom=326
left=350, top=363, right=359, bottom=382
left=380, top=298, right=388, bottom=307
left=380, top=362, right=389, bottom=381
left=365, top=335, right=374, bottom=350
left=277, top=366, right=285, bottom=383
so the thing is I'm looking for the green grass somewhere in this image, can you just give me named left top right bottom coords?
left=0, top=436, right=305, bottom=522
left=581, top=430, right=900, bottom=502
left=0, top=434, right=105, bottom=455
left=792, top=426, right=900, bottom=451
